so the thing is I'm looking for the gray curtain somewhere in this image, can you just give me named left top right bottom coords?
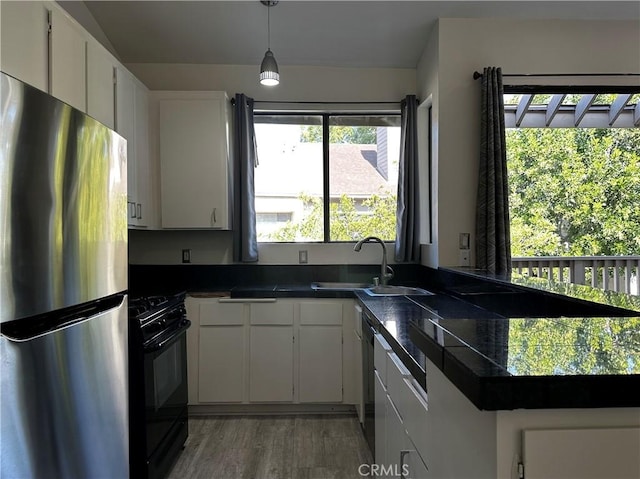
left=475, top=67, right=512, bottom=274
left=232, top=93, right=259, bottom=262
left=395, top=95, right=421, bottom=262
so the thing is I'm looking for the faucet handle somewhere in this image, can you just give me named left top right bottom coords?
left=373, top=277, right=380, bottom=286
left=385, top=265, right=395, bottom=280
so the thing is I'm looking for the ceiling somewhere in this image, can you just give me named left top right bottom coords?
left=67, top=1, right=639, bottom=69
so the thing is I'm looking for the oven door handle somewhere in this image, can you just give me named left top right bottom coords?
left=143, top=320, right=191, bottom=353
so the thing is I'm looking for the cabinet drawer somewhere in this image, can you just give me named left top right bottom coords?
left=250, top=302, right=294, bottom=325
left=200, top=301, right=244, bottom=325
left=386, top=352, right=411, bottom=412
left=374, top=333, right=392, bottom=386
left=300, top=302, right=342, bottom=325
left=401, top=377, right=429, bottom=466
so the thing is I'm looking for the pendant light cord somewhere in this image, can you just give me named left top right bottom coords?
left=267, top=4, right=271, bottom=50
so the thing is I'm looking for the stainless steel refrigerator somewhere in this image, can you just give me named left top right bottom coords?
left=0, top=72, right=129, bottom=478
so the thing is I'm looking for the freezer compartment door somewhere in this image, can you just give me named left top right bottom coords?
left=0, top=294, right=129, bottom=479
left=0, top=72, right=128, bottom=323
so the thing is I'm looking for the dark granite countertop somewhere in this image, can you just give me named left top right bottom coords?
left=354, top=282, right=640, bottom=410
left=131, top=264, right=640, bottom=411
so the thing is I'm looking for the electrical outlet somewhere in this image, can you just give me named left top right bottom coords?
left=299, top=250, right=308, bottom=264
left=459, top=249, right=470, bottom=267
left=182, top=249, right=191, bottom=263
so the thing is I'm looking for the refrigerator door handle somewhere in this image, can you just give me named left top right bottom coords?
left=1, top=293, right=127, bottom=343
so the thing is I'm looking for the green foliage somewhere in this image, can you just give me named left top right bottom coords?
left=507, top=128, right=640, bottom=257
left=300, top=126, right=377, bottom=144
left=507, top=316, right=640, bottom=375
left=264, top=193, right=397, bottom=242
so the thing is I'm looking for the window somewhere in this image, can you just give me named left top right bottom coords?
left=504, top=88, right=640, bottom=258
left=254, top=112, right=401, bottom=242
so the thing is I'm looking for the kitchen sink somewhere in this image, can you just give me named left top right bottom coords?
left=311, top=282, right=373, bottom=290
left=364, top=285, right=434, bottom=296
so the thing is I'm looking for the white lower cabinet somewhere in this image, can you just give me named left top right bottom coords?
left=188, top=297, right=353, bottom=406
left=522, top=427, right=640, bottom=479
left=374, top=370, right=387, bottom=469
left=385, top=393, right=411, bottom=479
left=199, top=325, right=244, bottom=402
left=197, top=300, right=245, bottom=403
left=299, top=302, right=343, bottom=402
left=375, top=334, right=431, bottom=479
left=249, top=326, right=294, bottom=402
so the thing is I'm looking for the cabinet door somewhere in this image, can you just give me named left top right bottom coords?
left=86, top=40, right=115, bottom=129
left=133, top=80, right=151, bottom=226
left=298, top=301, right=343, bottom=403
left=523, top=427, right=640, bottom=479
left=249, top=325, right=294, bottom=402
left=198, top=326, right=245, bottom=403
left=0, top=0, right=49, bottom=92
left=386, top=394, right=411, bottom=479
left=405, top=447, right=430, bottom=479
left=374, top=370, right=387, bottom=468
left=159, top=96, right=230, bottom=229
left=50, top=7, right=86, bottom=112
left=299, top=325, right=343, bottom=402
left=115, top=67, right=137, bottom=224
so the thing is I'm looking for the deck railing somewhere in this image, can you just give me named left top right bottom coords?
left=511, top=256, right=640, bottom=296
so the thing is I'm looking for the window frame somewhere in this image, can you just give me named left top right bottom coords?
left=254, top=109, right=401, bottom=243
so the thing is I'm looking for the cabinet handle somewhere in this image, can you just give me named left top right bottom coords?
left=129, top=202, right=137, bottom=219
left=211, top=207, right=217, bottom=225
left=400, top=450, right=410, bottom=479
left=136, top=203, right=142, bottom=220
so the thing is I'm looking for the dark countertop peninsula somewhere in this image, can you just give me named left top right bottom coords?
left=129, top=263, right=640, bottom=410
left=358, top=268, right=640, bottom=410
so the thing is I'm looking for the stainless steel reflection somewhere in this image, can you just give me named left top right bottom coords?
left=0, top=72, right=127, bottom=323
left=1, top=72, right=129, bottom=479
left=0, top=296, right=129, bottom=479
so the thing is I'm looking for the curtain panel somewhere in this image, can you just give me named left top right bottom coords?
left=395, top=95, right=421, bottom=263
left=232, top=93, right=259, bottom=262
left=475, top=67, right=512, bottom=274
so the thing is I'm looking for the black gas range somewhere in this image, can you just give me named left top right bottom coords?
left=128, top=292, right=190, bottom=479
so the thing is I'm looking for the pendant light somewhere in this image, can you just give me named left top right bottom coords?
left=259, top=0, right=279, bottom=86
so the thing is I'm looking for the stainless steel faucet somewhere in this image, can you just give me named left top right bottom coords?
left=354, top=236, right=394, bottom=286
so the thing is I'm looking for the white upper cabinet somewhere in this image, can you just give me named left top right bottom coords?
left=86, top=41, right=116, bottom=129
left=158, top=92, right=232, bottom=229
left=0, top=0, right=49, bottom=92
left=115, top=67, right=137, bottom=223
left=50, top=6, right=87, bottom=112
left=116, top=68, right=153, bottom=228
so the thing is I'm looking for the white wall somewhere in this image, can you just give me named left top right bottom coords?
left=128, top=63, right=416, bottom=265
left=416, top=23, right=439, bottom=268
left=127, top=63, right=416, bottom=103
left=418, top=18, right=640, bottom=268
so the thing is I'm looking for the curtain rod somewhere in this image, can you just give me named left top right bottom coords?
left=230, top=99, right=401, bottom=106
left=473, top=71, right=640, bottom=80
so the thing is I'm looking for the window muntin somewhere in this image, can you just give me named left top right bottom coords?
left=254, top=112, right=401, bottom=243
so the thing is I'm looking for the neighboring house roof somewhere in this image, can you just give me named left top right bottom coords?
left=255, top=143, right=393, bottom=198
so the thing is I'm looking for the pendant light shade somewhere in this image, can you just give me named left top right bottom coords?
left=259, top=0, right=279, bottom=86
left=260, top=49, right=279, bottom=86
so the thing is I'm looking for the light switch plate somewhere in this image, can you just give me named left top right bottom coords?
left=299, top=250, right=308, bottom=264
left=459, top=233, right=470, bottom=249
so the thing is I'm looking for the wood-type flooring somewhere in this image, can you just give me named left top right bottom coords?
left=166, top=414, right=373, bottom=479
